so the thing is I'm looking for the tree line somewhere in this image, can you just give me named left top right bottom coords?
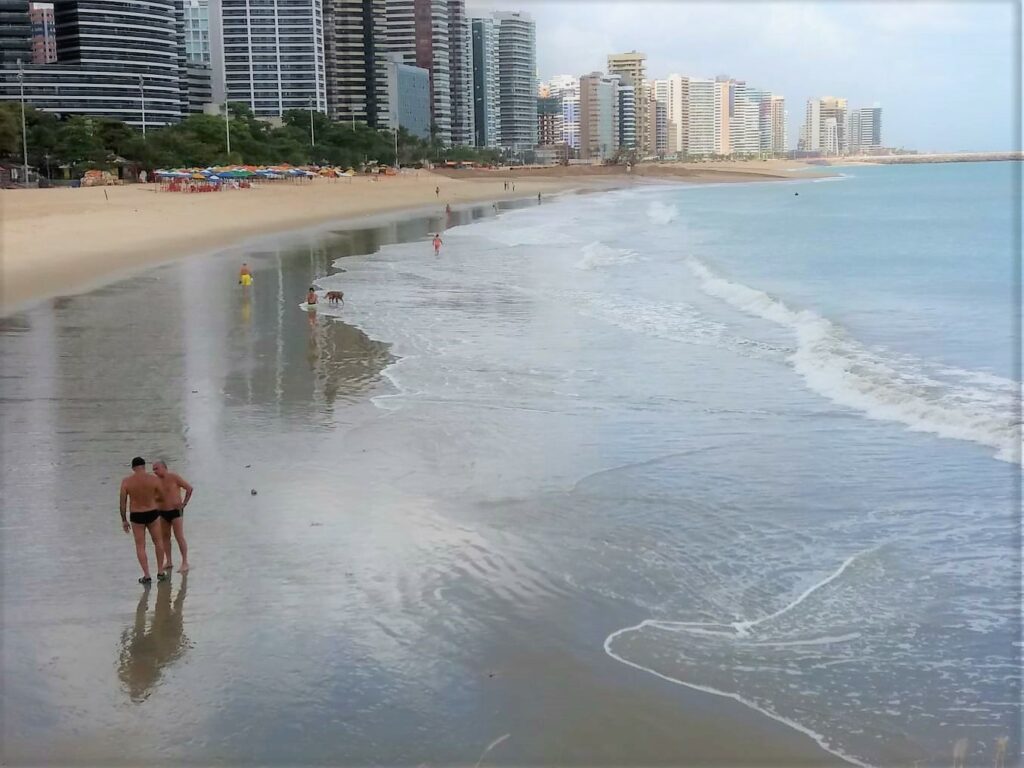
left=0, top=102, right=503, bottom=178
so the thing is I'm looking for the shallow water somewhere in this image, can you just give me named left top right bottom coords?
left=2, top=166, right=1020, bottom=766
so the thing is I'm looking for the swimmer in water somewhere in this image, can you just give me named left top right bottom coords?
left=120, top=457, right=167, bottom=584
left=432, top=234, right=443, bottom=255
left=307, top=287, right=318, bottom=306
left=239, top=263, right=253, bottom=286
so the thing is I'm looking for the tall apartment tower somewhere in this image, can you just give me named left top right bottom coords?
left=607, top=51, right=646, bottom=156
left=548, top=73, right=578, bottom=150
left=324, top=0, right=389, bottom=127
left=470, top=15, right=498, bottom=146
left=654, top=74, right=688, bottom=157
left=848, top=106, right=882, bottom=153
left=29, top=3, right=55, bottom=64
left=0, top=1, right=31, bottom=65
left=495, top=10, right=536, bottom=152
left=213, top=0, right=326, bottom=118
left=386, top=0, right=450, bottom=142
left=686, top=77, right=715, bottom=157
left=801, top=96, right=847, bottom=154
left=767, top=95, right=786, bottom=155
left=446, top=0, right=473, bottom=144
left=579, top=70, right=617, bottom=160
left=183, top=0, right=210, bottom=64
left=613, top=75, right=636, bottom=151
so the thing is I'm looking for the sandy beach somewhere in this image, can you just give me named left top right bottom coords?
left=0, top=201, right=849, bottom=766
left=0, top=161, right=825, bottom=314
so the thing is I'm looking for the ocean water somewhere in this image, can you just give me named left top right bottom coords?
left=314, top=163, right=1022, bottom=766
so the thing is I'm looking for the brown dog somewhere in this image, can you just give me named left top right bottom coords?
left=326, top=290, right=345, bottom=306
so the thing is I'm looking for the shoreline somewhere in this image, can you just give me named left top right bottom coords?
left=0, top=161, right=827, bottom=316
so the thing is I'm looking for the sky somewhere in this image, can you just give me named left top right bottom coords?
left=466, top=0, right=1020, bottom=152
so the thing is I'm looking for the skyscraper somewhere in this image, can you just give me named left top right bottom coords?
left=183, top=0, right=210, bottom=65
left=470, top=15, right=498, bottom=147
left=0, top=1, right=31, bottom=66
left=607, top=51, right=646, bottom=156
left=536, top=93, right=562, bottom=145
left=767, top=95, right=786, bottom=155
left=29, top=3, right=55, bottom=64
left=801, top=96, right=847, bottom=154
left=446, top=0, right=473, bottom=144
left=324, top=0, right=389, bottom=127
left=494, top=11, right=535, bottom=152
left=214, top=0, right=327, bottom=118
left=386, top=0, right=451, bottom=143
left=613, top=74, right=635, bottom=152
left=686, top=77, right=715, bottom=157
left=547, top=73, right=578, bottom=150
left=579, top=70, right=617, bottom=160
left=1, top=0, right=185, bottom=126
left=654, top=74, right=688, bottom=157
left=848, top=106, right=882, bottom=153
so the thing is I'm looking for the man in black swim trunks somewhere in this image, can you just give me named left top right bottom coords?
left=119, top=457, right=167, bottom=584
left=153, top=460, right=193, bottom=575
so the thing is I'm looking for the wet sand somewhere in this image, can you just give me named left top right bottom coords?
left=0, top=202, right=846, bottom=766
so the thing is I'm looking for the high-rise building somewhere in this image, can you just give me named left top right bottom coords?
left=686, top=77, right=715, bottom=157
left=547, top=73, right=578, bottom=150
left=653, top=98, right=667, bottom=156
left=470, top=15, right=498, bottom=147
left=713, top=77, right=731, bottom=155
left=183, top=0, right=210, bottom=64
left=495, top=10, right=535, bottom=152
left=386, top=0, right=450, bottom=142
left=29, top=3, right=55, bottom=64
left=801, top=96, right=847, bottom=155
left=537, top=93, right=562, bottom=146
left=655, top=74, right=687, bottom=156
left=613, top=75, right=635, bottom=152
left=766, top=95, right=786, bottom=155
left=324, top=0, right=388, bottom=127
left=446, top=0, right=472, bottom=144
left=0, top=1, right=31, bottom=66
left=385, top=52, right=429, bottom=137
left=607, top=51, right=646, bottom=156
left=731, top=81, right=763, bottom=156
left=848, top=106, right=882, bottom=153
left=579, top=70, right=617, bottom=160
left=1, top=0, right=184, bottom=126
left=214, top=0, right=326, bottom=118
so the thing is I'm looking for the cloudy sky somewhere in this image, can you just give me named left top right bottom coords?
left=466, top=0, right=1019, bottom=152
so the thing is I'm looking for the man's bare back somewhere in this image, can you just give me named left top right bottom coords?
left=121, top=471, right=163, bottom=512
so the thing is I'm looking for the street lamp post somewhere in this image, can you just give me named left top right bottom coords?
left=18, top=60, right=29, bottom=185
left=138, top=75, right=146, bottom=139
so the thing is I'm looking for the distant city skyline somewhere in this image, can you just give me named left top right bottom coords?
left=467, top=0, right=1019, bottom=152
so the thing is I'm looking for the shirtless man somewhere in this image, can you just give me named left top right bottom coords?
left=432, top=234, right=443, bottom=256
left=119, top=457, right=166, bottom=584
left=153, top=460, right=193, bottom=575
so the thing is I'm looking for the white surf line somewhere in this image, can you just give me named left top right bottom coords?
left=474, top=733, right=510, bottom=768
left=603, top=549, right=878, bottom=768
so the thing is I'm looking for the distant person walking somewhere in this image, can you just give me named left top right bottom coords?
left=432, top=233, right=443, bottom=255
left=435, top=185, right=440, bottom=198
left=120, top=457, right=166, bottom=584
left=153, top=460, right=193, bottom=575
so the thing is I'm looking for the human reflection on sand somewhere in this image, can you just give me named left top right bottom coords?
left=117, top=577, right=190, bottom=702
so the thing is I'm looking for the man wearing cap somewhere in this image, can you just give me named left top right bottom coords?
left=119, top=457, right=166, bottom=585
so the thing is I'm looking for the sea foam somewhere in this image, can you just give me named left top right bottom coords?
left=686, top=257, right=1022, bottom=465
